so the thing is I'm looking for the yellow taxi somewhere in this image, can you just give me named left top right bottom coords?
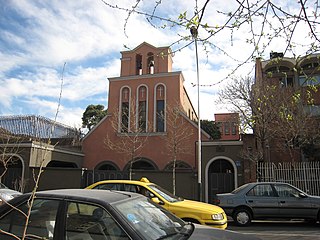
left=86, top=177, right=227, bottom=229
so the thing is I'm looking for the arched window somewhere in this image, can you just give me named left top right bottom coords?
left=96, top=161, right=119, bottom=171
left=164, top=161, right=192, bottom=171
left=155, top=84, right=166, bottom=132
left=136, top=54, right=142, bottom=75
left=124, top=157, right=158, bottom=171
left=121, top=87, right=130, bottom=132
left=137, top=85, right=147, bottom=132
left=147, top=52, right=154, bottom=74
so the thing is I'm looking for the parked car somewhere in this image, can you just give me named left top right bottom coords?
left=0, top=189, right=261, bottom=239
left=213, top=182, right=320, bottom=226
left=86, top=177, right=228, bottom=229
left=0, top=183, right=21, bottom=205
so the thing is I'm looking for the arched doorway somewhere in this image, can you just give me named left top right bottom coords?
left=205, top=157, right=237, bottom=203
left=0, top=154, right=24, bottom=191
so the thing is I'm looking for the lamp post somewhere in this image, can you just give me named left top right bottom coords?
left=190, top=26, right=202, bottom=201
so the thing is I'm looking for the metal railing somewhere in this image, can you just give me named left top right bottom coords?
left=257, top=161, right=320, bottom=196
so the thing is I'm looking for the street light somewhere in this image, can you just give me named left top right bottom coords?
left=190, top=26, right=202, bottom=201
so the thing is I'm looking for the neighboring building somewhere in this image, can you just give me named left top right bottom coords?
left=254, top=52, right=320, bottom=162
left=0, top=115, right=84, bottom=191
left=215, top=113, right=240, bottom=141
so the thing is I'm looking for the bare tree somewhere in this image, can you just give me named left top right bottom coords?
left=217, top=76, right=278, bottom=161
left=217, top=76, right=254, bottom=134
left=101, top=0, right=320, bottom=81
left=161, top=103, right=194, bottom=195
left=0, top=129, right=22, bottom=188
left=218, top=74, right=320, bottom=162
left=104, top=98, right=149, bottom=180
left=0, top=63, right=66, bottom=239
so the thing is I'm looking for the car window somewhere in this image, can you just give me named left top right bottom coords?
left=148, top=185, right=181, bottom=203
left=124, top=184, right=138, bottom=193
left=231, top=183, right=249, bottom=194
left=246, top=184, right=275, bottom=197
left=113, top=197, right=185, bottom=240
left=0, top=199, right=59, bottom=239
left=274, top=184, right=301, bottom=198
left=94, top=183, right=123, bottom=191
left=66, top=202, right=129, bottom=240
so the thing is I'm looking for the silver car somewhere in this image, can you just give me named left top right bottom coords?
left=0, top=189, right=262, bottom=239
left=214, top=182, right=320, bottom=226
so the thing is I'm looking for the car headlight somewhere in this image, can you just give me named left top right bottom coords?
left=211, top=213, right=224, bottom=220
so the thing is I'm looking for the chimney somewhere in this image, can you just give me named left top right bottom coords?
left=270, top=52, right=284, bottom=59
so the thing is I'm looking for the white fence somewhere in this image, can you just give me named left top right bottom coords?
left=257, top=161, right=320, bottom=196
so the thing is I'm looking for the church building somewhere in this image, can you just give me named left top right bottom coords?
left=82, top=42, right=211, bottom=173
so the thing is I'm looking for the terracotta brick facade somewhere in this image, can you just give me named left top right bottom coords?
left=82, top=42, right=210, bottom=171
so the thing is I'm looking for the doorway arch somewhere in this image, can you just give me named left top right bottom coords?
left=0, top=154, right=24, bottom=191
left=205, top=156, right=237, bottom=203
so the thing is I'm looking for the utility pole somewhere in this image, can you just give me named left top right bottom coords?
left=190, top=26, right=202, bottom=201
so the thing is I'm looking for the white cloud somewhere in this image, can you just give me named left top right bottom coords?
left=1, top=0, right=317, bottom=126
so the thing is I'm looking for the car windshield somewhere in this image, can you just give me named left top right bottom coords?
left=231, top=183, right=249, bottom=194
left=0, top=183, right=8, bottom=189
left=113, top=197, right=192, bottom=240
left=148, top=184, right=182, bottom=203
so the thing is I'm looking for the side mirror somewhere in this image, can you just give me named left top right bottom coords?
left=151, top=197, right=164, bottom=205
left=298, top=193, right=307, bottom=198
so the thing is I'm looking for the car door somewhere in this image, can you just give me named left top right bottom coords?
left=0, top=198, right=61, bottom=240
left=64, top=201, right=130, bottom=240
left=244, top=183, right=280, bottom=218
left=273, top=183, right=314, bottom=218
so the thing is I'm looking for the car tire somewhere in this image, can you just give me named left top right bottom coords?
left=233, top=208, right=252, bottom=226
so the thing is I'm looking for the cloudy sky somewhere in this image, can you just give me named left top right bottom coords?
left=0, top=0, right=316, bottom=129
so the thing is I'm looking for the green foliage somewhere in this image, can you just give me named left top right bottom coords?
left=82, top=104, right=108, bottom=130
left=200, top=120, right=221, bottom=140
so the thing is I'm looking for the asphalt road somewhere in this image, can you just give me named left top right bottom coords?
left=227, top=220, right=320, bottom=240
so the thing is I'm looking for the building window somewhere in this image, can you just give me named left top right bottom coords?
left=137, top=86, right=147, bottom=132
left=121, top=87, right=130, bottom=132
left=136, top=54, right=142, bottom=75
left=231, top=122, right=237, bottom=135
left=224, top=122, right=230, bottom=135
left=301, top=62, right=319, bottom=70
left=280, top=77, right=293, bottom=87
left=156, top=100, right=164, bottom=132
left=299, top=75, right=320, bottom=86
left=138, top=101, right=146, bottom=131
left=217, top=122, right=222, bottom=133
left=155, top=84, right=165, bottom=132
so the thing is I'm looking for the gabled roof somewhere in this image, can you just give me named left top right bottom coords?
left=82, top=113, right=111, bottom=141
left=178, top=110, right=211, bottom=139
left=121, top=42, right=171, bottom=54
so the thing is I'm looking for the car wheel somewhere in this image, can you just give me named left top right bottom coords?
left=233, top=208, right=252, bottom=226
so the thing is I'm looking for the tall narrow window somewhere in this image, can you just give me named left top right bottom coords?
left=155, top=84, right=165, bottom=132
left=138, top=86, right=147, bottom=132
left=136, top=54, right=142, bottom=75
left=224, top=122, right=230, bottom=135
left=231, top=122, right=237, bottom=135
left=121, top=87, right=130, bottom=132
left=147, top=52, right=154, bottom=74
